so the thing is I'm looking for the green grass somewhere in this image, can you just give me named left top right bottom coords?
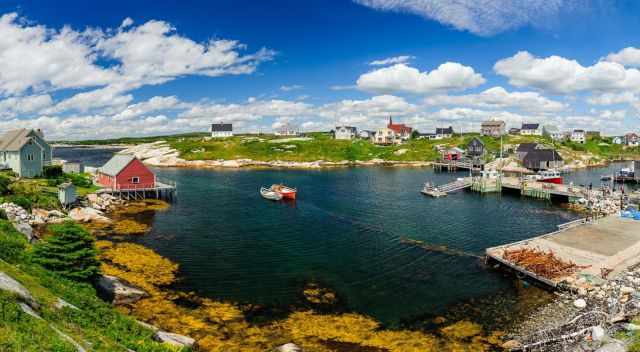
left=0, top=217, right=182, bottom=352
left=61, top=131, right=640, bottom=163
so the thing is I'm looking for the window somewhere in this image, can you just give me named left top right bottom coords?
left=26, top=154, right=34, bottom=161
left=131, top=177, right=140, bottom=184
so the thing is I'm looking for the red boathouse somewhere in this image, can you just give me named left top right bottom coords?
left=97, top=154, right=155, bottom=190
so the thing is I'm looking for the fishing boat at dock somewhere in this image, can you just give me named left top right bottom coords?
left=260, top=187, right=283, bottom=201
left=537, top=169, right=563, bottom=184
left=271, top=184, right=297, bottom=199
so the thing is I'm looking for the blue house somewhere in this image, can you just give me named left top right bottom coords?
left=0, top=129, right=53, bottom=178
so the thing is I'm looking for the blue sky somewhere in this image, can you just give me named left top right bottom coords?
left=0, top=0, right=639, bottom=139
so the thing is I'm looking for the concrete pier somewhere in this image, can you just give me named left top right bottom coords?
left=486, top=216, right=640, bottom=287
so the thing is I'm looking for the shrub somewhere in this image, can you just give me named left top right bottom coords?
left=0, top=175, right=11, bottom=195
left=66, top=173, right=93, bottom=188
left=0, top=209, right=6, bottom=220
left=43, top=165, right=63, bottom=179
left=32, top=221, right=101, bottom=281
left=0, top=221, right=26, bottom=263
left=10, top=196, right=32, bottom=211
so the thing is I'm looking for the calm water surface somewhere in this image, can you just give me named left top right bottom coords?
left=58, top=147, right=638, bottom=326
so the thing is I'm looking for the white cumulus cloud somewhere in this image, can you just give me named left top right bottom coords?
left=357, top=63, right=485, bottom=94
left=424, top=86, right=566, bottom=112
left=605, top=47, right=640, bottom=67
left=494, top=51, right=640, bottom=94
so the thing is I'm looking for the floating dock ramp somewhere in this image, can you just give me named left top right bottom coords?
left=486, top=216, right=640, bottom=288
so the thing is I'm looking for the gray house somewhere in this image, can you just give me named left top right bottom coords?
left=0, top=129, right=52, bottom=177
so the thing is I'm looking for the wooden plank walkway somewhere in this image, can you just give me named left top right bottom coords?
left=486, top=216, right=640, bottom=288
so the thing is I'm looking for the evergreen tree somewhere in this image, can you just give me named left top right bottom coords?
left=32, top=221, right=101, bottom=281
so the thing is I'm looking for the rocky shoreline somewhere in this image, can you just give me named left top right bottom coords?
left=84, top=140, right=620, bottom=172
left=503, top=266, right=640, bottom=351
left=117, top=141, right=433, bottom=169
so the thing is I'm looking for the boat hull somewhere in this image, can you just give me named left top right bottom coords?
left=271, top=184, right=297, bottom=199
left=539, top=177, right=563, bottom=185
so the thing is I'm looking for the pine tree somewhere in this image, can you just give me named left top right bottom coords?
left=32, top=221, right=101, bottom=281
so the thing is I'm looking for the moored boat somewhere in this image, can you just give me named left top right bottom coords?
left=260, top=187, right=283, bottom=201
left=271, top=184, right=297, bottom=199
left=537, top=169, right=563, bottom=184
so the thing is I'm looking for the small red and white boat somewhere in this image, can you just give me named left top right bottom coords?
left=271, top=184, right=297, bottom=199
left=537, top=169, right=563, bottom=184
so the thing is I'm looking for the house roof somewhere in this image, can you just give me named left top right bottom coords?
left=521, top=123, right=540, bottom=130
left=388, top=123, right=412, bottom=134
left=336, top=126, right=357, bottom=132
left=211, top=123, right=232, bottom=132
left=0, top=129, right=43, bottom=151
left=516, top=143, right=541, bottom=152
left=467, top=137, right=485, bottom=147
left=481, top=120, right=505, bottom=127
left=436, top=126, right=453, bottom=135
left=573, top=129, right=585, bottom=133
left=523, top=149, right=563, bottom=163
left=99, top=154, right=136, bottom=177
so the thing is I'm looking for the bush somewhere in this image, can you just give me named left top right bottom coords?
left=0, top=221, right=26, bottom=263
left=43, top=165, right=63, bottom=179
left=0, top=209, right=6, bottom=220
left=10, top=196, right=32, bottom=211
left=0, top=175, right=11, bottom=195
left=32, top=221, right=101, bottom=281
left=66, top=173, right=93, bottom=188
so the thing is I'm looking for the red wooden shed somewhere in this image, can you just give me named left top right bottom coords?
left=96, top=154, right=155, bottom=190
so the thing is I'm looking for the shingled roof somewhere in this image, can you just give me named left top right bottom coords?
left=0, top=129, right=40, bottom=151
left=211, top=123, right=232, bottom=132
left=99, top=154, right=136, bottom=177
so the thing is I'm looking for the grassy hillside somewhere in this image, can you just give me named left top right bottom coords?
left=0, top=220, right=177, bottom=351
left=62, top=132, right=640, bottom=163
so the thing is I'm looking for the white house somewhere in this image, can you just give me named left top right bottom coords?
left=520, top=123, right=543, bottom=136
left=335, top=126, right=357, bottom=140
left=275, top=123, right=300, bottom=136
left=373, top=127, right=399, bottom=145
left=626, top=133, right=639, bottom=147
left=210, top=123, right=233, bottom=138
left=543, top=126, right=564, bottom=141
left=570, top=129, right=586, bottom=144
left=613, top=136, right=624, bottom=145
left=435, top=126, right=453, bottom=139
left=480, top=120, right=506, bottom=137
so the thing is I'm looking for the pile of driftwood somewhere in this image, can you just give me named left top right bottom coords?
left=502, top=248, right=589, bottom=279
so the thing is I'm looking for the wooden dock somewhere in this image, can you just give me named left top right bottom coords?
left=486, top=216, right=640, bottom=288
left=432, top=160, right=483, bottom=172
left=98, top=180, right=177, bottom=201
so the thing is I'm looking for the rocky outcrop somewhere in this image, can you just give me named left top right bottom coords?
left=0, top=203, right=36, bottom=242
left=87, top=193, right=123, bottom=211
left=153, top=331, right=195, bottom=348
left=97, top=275, right=147, bottom=305
left=54, top=297, right=79, bottom=311
left=31, top=208, right=68, bottom=225
left=275, top=343, right=302, bottom=352
left=68, top=207, right=110, bottom=223
left=0, top=272, right=39, bottom=309
left=119, top=142, right=431, bottom=169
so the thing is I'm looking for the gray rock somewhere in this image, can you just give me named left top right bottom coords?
left=54, top=297, right=79, bottom=310
left=153, top=331, right=195, bottom=348
left=0, top=272, right=39, bottom=309
left=97, top=275, right=147, bottom=305
left=591, top=326, right=605, bottom=341
left=14, top=221, right=34, bottom=242
left=573, top=298, right=587, bottom=309
left=595, top=341, right=626, bottom=352
left=18, top=302, right=42, bottom=319
left=275, top=343, right=302, bottom=352
left=625, top=323, right=640, bottom=331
